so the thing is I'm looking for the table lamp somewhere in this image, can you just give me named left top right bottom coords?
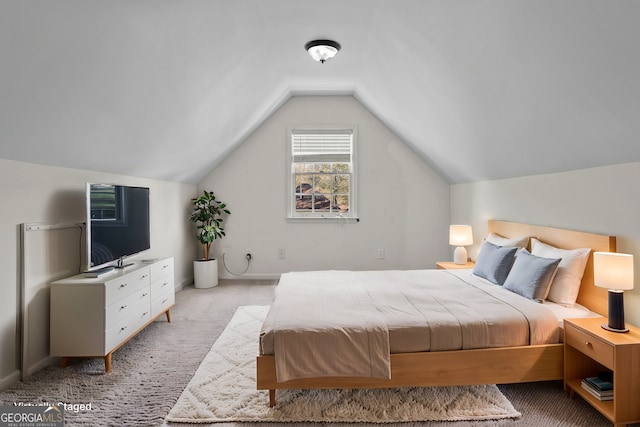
left=449, top=225, right=473, bottom=265
left=594, top=252, right=634, bottom=333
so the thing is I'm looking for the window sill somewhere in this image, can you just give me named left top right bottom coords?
left=286, top=216, right=360, bottom=223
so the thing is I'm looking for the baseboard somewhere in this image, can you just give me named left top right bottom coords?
left=0, top=369, right=20, bottom=392
left=23, top=356, right=58, bottom=381
left=174, top=279, right=191, bottom=291
left=218, top=273, right=281, bottom=281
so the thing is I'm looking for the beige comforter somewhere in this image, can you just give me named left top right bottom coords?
left=260, top=269, right=559, bottom=382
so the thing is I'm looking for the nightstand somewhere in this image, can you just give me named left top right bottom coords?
left=564, top=317, right=640, bottom=426
left=436, top=261, right=475, bottom=270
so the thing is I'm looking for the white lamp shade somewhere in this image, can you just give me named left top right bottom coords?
left=449, top=225, right=473, bottom=246
left=594, top=252, right=634, bottom=291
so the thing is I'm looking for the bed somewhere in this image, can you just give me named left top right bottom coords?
left=256, top=220, right=616, bottom=406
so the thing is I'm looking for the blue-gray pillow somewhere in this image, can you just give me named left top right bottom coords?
left=503, top=249, right=561, bottom=302
left=472, top=241, right=518, bottom=285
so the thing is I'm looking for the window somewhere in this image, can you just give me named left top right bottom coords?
left=90, top=185, right=120, bottom=221
left=289, top=127, right=356, bottom=219
left=90, top=184, right=126, bottom=225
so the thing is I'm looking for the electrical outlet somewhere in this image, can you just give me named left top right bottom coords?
left=377, top=248, right=385, bottom=260
left=278, top=249, right=286, bottom=259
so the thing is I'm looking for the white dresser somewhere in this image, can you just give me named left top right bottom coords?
left=50, top=257, right=175, bottom=372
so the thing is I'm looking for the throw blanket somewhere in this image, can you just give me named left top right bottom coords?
left=260, top=269, right=559, bottom=382
left=267, top=271, right=391, bottom=382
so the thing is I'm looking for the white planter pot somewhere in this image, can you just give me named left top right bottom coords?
left=193, top=259, right=218, bottom=288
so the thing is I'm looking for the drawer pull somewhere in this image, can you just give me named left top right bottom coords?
left=142, top=312, right=148, bottom=317
left=141, top=274, right=148, bottom=279
left=120, top=305, right=127, bottom=310
left=120, top=283, right=128, bottom=288
left=162, top=265, right=169, bottom=269
left=162, top=282, right=168, bottom=287
left=120, top=326, right=127, bottom=332
left=142, top=293, right=148, bottom=297
left=162, top=298, right=168, bottom=304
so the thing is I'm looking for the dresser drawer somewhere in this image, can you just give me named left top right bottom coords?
left=152, top=291, right=175, bottom=316
left=565, top=323, right=614, bottom=368
left=106, top=306, right=152, bottom=352
left=151, top=275, right=173, bottom=296
left=105, top=268, right=151, bottom=305
left=150, top=259, right=174, bottom=280
left=105, top=287, right=151, bottom=324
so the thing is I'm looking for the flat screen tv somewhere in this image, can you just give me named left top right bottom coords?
left=86, top=183, right=150, bottom=270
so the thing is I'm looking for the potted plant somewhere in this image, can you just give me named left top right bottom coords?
left=189, top=190, right=230, bottom=288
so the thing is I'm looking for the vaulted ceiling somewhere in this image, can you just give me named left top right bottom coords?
left=1, top=1, right=639, bottom=184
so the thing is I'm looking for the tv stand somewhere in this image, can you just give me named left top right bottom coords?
left=115, top=257, right=134, bottom=269
left=50, top=258, right=175, bottom=372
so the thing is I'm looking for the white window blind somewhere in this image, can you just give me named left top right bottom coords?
left=292, top=129, right=353, bottom=163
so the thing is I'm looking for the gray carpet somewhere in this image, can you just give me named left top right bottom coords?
left=0, top=280, right=631, bottom=426
left=166, top=306, right=520, bottom=423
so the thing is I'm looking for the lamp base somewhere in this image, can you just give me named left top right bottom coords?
left=603, top=289, right=629, bottom=333
left=453, top=246, right=468, bottom=265
left=601, top=323, right=629, bottom=333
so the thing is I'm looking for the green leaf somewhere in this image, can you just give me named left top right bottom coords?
left=189, top=190, right=230, bottom=255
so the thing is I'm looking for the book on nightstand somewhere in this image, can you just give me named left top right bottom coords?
left=581, top=378, right=614, bottom=401
left=583, top=375, right=613, bottom=391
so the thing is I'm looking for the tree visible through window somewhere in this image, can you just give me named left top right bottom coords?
left=290, top=128, right=355, bottom=218
left=90, top=184, right=119, bottom=221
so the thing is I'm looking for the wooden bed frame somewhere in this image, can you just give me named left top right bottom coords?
left=256, top=220, right=616, bottom=406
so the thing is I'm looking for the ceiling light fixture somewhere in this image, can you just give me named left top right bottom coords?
left=304, top=39, right=341, bottom=63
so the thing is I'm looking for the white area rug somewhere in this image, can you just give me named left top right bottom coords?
left=165, top=306, right=521, bottom=424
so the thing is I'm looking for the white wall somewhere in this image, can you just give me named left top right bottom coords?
left=199, top=95, right=451, bottom=277
left=0, top=158, right=196, bottom=389
left=451, top=162, right=640, bottom=326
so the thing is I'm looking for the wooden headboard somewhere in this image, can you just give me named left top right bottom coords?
left=488, top=220, right=616, bottom=316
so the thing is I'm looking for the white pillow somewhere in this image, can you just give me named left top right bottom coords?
left=530, top=238, right=590, bottom=306
left=486, top=233, right=529, bottom=249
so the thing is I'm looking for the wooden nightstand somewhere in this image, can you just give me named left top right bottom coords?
left=564, top=317, right=640, bottom=426
left=436, top=261, right=475, bottom=270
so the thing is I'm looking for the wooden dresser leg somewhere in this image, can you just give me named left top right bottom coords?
left=104, top=353, right=112, bottom=373
left=165, top=309, right=171, bottom=323
left=60, top=357, right=69, bottom=368
left=269, top=389, right=276, bottom=407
